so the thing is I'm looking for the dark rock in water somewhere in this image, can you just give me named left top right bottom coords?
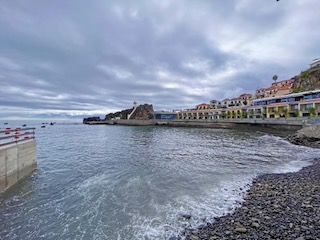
left=83, top=116, right=101, bottom=124
left=181, top=214, right=192, bottom=220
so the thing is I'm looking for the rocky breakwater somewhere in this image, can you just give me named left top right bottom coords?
left=83, top=116, right=101, bottom=124
left=287, top=125, right=320, bottom=148
left=185, top=161, right=320, bottom=240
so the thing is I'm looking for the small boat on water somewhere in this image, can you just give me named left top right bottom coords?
left=22, top=124, right=27, bottom=127
left=4, top=123, right=8, bottom=125
left=41, top=126, right=46, bottom=128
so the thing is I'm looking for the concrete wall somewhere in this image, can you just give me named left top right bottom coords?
left=112, top=119, right=156, bottom=126
left=0, top=140, right=37, bottom=192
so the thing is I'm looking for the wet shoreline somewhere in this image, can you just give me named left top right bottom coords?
left=184, top=158, right=320, bottom=240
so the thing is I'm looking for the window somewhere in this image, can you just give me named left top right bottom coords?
left=303, top=95, right=312, bottom=100
left=305, top=104, right=313, bottom=110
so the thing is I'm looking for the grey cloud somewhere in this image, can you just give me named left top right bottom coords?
left=0, top=0, right=319, bottom=119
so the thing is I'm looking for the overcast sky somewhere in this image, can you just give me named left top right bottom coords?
left=0, top=0, right=319, bottom=119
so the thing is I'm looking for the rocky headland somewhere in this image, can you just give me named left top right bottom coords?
left=184, top=125, right=320, bottom=240
left=83, top=103, right=155, bottom=123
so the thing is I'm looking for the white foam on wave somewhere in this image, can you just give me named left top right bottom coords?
left=274, top=159, right=314, bottom=174
left=257, top=134, right=320, bottom=174
left=127, top=176, right=254, bottom=240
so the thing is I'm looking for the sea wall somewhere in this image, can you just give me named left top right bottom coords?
left=0, top=140, right=37, bottom=192
left=112, top=119, right=156, bottom=126
left=85, top=118, right=304, bottom=132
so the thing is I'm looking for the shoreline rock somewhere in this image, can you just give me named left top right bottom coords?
left=287, top=125, right=320, bottom=148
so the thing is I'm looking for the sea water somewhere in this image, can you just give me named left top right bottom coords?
left=0, top=121, right=319, bottom=239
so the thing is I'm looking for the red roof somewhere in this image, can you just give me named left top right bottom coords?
left=196, top=103, right=210, bottom=107
left=278, top=85, right=291, bottom=91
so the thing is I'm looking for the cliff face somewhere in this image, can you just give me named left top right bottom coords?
left=292, top=67, right=320, bottom=92
left=104, top=104, right=154, bottom=120
left=129, top=104, right=154, bottom=120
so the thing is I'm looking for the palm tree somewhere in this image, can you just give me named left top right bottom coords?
left=272, top=75, right=278, bottom=84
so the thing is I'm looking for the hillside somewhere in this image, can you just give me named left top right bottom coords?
left=292, top=67, right=320, bottom=92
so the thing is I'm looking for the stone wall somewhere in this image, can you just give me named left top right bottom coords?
left=0, top=140, right=37, bottom=192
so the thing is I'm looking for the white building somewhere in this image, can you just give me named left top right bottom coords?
left=310, top=58, right=320, bottom=68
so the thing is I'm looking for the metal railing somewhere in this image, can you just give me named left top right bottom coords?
left=0, top=127, right=35, bottom=147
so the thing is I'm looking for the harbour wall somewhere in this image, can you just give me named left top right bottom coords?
left=85, top=118, right=304, bottom=131
left=0, top=140, right=37, bottom=192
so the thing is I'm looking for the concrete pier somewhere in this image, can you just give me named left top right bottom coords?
left=0, top=140, right=37, bottom=192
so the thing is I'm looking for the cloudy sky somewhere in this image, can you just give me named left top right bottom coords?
left=0, top=0, right=319, bottom=119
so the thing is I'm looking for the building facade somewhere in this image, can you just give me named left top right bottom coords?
left=177, top=90, right=320, bottom=120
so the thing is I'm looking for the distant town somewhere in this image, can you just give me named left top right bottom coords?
left=84, top=58, right=320, bottom=123
left=177, top=58, right=320, bottom=120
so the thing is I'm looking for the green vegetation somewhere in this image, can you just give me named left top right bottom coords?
left=292, top=87, right=306, bottom=93
left=309, top=108, right=316, bottom=117
left=300, top=70, right=311, bottom=79
left=280, top=108, right=289, bottom=118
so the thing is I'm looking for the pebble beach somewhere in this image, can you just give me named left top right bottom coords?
left=185, top=159, right=320, bottom=240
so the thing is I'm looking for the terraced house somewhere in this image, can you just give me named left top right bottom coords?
left=250, top=90, right=320, bottom=118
